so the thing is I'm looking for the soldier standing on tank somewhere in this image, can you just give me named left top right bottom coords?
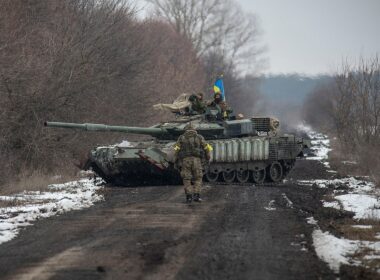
left=188, top=93, right=206, bottom=115
left=174, top=123, right=213, bottom=203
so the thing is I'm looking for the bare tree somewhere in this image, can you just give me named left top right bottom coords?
left=303, top=55, right=380, bottom=183
left=0, top=0, right=205, bottom=185
left=147, top=0, right=261, bottom=66
left=333, top=56, right=380, bottom=148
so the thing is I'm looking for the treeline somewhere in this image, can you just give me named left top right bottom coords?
left=0, top=0, right=260, bottom=185
left=303, top=56, right=380, bottom=182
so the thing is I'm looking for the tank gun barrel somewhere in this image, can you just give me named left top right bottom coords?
left=44, top=121, right=167, bottom=136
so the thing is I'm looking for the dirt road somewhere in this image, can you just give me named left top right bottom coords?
left=0, top=160, right=335, bottom=280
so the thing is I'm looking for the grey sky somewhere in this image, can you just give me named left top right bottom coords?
left=238, top=0, right=380, bottom=75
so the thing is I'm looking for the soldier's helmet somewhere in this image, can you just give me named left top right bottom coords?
left=184, top=122, right=196, bottom=131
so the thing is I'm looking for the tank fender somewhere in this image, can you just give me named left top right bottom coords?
left=136, top=149, right=168, bottom=170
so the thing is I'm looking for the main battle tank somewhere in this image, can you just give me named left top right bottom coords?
left=45, top=102, right=310, bottom=186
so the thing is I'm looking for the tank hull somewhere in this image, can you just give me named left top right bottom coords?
left=85, top=135, right=307, bottom=186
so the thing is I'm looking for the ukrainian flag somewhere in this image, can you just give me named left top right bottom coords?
left=213, top=76, right=225, bottom=101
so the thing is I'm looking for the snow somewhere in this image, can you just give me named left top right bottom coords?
left=309, top=140, right=331, bottom=161
left=297, top=124, right=331, bottom=161
left=351, top=225, right=373, bottom=229
left=281, top=193, right=294, bottom=208
left=307, top=217, right=318, bottom=225
left=313, top=229, right=380, bottom=272
left=342, top=161, right=358, bottom=165
left=0, top=178, right=104, bottom=245
left=323, top=200, right=341, bottom=210
left=335, top=194, right=380, bottom=220
left=264, top=200, right=276, bottom=211
left=118, top=140, right=133, bottom=147
left=299, top=177, right=379, bottom=220
left=298, top=177, right=375, bottom=193
left=312, top=229, right=359, bottom=272
left=95, top=139, right=134, bottom=151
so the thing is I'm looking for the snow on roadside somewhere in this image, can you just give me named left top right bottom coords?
left=298, top=177, right=375, bottom=193
left=298, top=123, right=380, bottom=273
left=297, top=124, right=379, bottom=220
left=312, top=229, right=359, bottom=272
left=264, top=200, right=276, bottom=211
left=0, top=178, right=104, bottom=245
left=313, top=228, right=380, bottom=273
left=298, top=177, right=380, bottom=220
left=336, top=194, right=380, bottom=220
left=297, top=123, right=331, bottom=163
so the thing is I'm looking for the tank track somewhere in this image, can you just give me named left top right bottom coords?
left=90, top=160, right=292, bottom=187
left=206, top=181, right=283, bottom=187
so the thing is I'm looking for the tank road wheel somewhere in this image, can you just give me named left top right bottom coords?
left=205, top=171, right=219, bottom=183
left=268, top=162, right=283, bottom=183
left=236, top=170, right=250, bottom=183
left=222, top=170, right=236, bottom=183
left=251, top=169, right=266, bottom=184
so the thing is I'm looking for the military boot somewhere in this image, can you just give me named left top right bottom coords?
left=193, top=193, right=202, bottom=202
left=186, top=194, right=193, bottom=203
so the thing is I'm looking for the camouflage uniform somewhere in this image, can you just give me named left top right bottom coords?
left=174, top=125, right=212, bottom=203
left=189, top=93, right=206, bottom=115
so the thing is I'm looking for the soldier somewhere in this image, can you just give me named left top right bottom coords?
left=211, top=92, right=222, bottom=106
left=208, top=92, right=234, bottom=120
left=174, top=123, right=213, bottom=203
left=219, top=101, right=233, bottom=120
left=188, top=93, right=206, bottom=114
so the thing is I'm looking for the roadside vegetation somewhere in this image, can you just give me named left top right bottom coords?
left=0, top=0, right=262, bottom=192
left=303, top=56, right=380, bottom=185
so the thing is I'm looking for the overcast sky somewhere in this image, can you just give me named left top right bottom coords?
left=237, top=0, right=380, bottom=75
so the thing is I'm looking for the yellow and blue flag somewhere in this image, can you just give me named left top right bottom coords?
left=213, top=76, right=225, bottom=101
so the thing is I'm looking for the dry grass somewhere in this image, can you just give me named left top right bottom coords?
left=337, top=220, right=380, bottom=271
left=0, top=198, right=49, bottom=208
left=328, top=137, right=380, bottom=188
left=338, top=219, right=380, bottom=274
left=351, top=247, right=376, bottom=260
left=328, top=138, right=362, bottom=177
left=337, top=218, right=380, bottom=241
left=351, top=247, right=380, bottom=272
left=339, top=224, right=380, bottom=241
left=0, top=198, right=26, bottom=208
left=362, top=258, right=380, bottom=272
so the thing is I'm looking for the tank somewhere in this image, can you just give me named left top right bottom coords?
left=44, top=110, right=310, bottom=186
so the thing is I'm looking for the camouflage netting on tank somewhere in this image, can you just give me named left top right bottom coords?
left=153, top=93, right=192, bottom=113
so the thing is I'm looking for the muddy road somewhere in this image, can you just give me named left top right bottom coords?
left=0, top=160, right=335, bottom=280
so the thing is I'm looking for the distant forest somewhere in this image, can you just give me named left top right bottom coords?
left=242, top=74, right=333, bottom=127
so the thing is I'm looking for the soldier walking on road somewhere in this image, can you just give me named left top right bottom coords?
left=174, top=123, right=213, bottom=203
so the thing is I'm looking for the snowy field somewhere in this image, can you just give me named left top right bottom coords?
left=298, top=124, right=380, bottom=273
left=0, top=178, right=103, bottom=245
